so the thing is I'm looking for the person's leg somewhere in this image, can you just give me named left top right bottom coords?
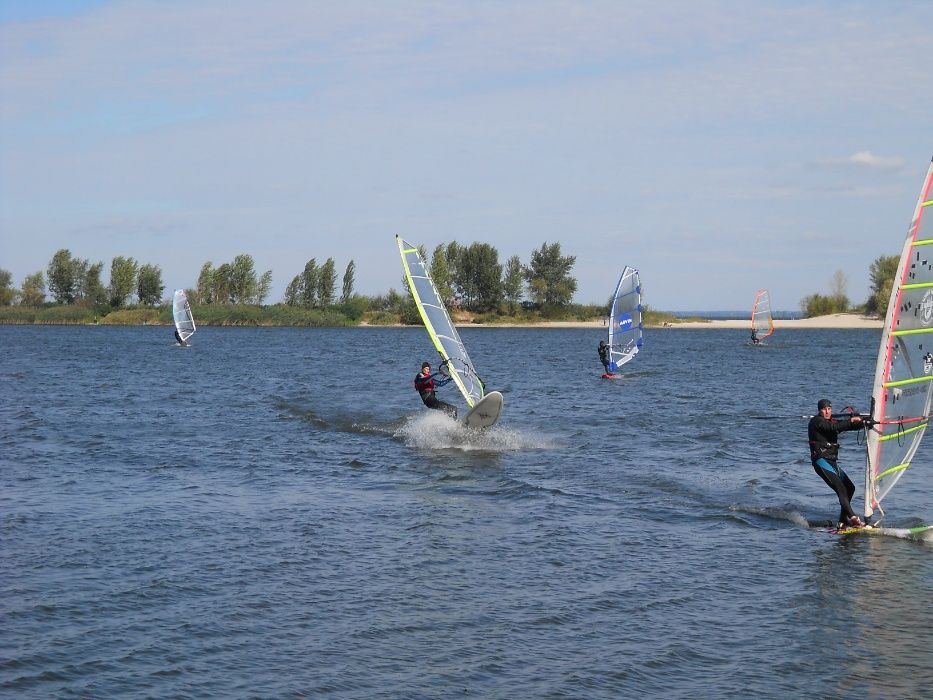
left=813, top=459, right=858, bottom=523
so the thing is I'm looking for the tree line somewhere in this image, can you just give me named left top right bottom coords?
left=799, top=254, right=900, bottom=317
left=0, top=239, right=581, bottom=314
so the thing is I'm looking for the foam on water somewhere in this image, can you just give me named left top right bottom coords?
left=394, top=410, right=559, bottom=452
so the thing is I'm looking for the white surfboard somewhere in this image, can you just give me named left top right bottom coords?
left=463, top=391, right=503, bottom=429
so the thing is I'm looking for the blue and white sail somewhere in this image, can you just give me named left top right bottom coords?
left=607, top=267, right=643, bottom=372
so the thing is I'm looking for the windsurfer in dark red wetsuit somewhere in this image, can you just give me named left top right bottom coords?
left=808, top=398, right=867, bottom=529
left=414, top=361, right=457, bottom=418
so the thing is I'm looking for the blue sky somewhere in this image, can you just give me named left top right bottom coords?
left=1, top=0, right=931, bottom=310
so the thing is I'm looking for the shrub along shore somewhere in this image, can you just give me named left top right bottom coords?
left=0, top=304, right=881, bottom=328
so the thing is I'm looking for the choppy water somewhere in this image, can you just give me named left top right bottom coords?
left=2, top=325, right=932, bottom=698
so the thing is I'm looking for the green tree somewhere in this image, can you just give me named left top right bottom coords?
left=341, top=260, right=355, bottom=302
left=284, top=274, right=303, bottom=306
left=83, top=261, right=107, bottom=307
left=865, top=254, right=899, bottom=316
left=430, top=245, right=453, bottom=306
left=300, top=259, right=318, bottom=308
left=446, top=241, right=462, bottom=303
left=0, top=269, right=15, bottom=305
left=318, top=258, right=337, bottom=306
left=257, top=270, right=273, bottom=304
left=70, top=257, right=90, bottom=302
left=228, top=254, right=258, bottom=304
left=47, top=249, right=77, bottom=304
left=830, top=269, right=849, bottom=311
left=197, top=262, right=215, bottom=304
left=502, top=255, right=524, bottom=312
left=137, top=264, right=164, bottom=306
left=524, top=242, right=577, bottom=308
left=20, top=271, right=45, bottom=306
left=213, top=263, right=232, bottom=304
left=109, top=256, right=138, bottom=306
left=462, top=242, right=502, bottom=312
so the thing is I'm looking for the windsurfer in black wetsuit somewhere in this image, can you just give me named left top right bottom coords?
left=174, top=329, right=188, bottom=347
left=808, top=398, right=867, bottom=529
left=414, top=361, right=457, bottom=418
left=751, top=328, right=760, bottom=345
left=598, top=340, right=611, bottom=375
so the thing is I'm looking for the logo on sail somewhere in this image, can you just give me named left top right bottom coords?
left=921, top=289, right=933, bottom=326
left=924, top=352, right=933, bottom=375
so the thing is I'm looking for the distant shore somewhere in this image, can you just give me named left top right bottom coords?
left=457, top=313, right=883, bottom=330
left=0, top=311, right=883, bottom=329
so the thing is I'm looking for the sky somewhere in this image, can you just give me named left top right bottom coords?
left=1, top=0, right=931, bottom=311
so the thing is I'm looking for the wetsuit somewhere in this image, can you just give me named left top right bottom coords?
left=751, top=330, right=759, bottom=345
left=414, top=370, right=457, bottom=419
left=808, top=414, right=863, bottom=525
left=598, top=343, right=610, bottom=374
left=174, top=329, right=187, bottom=346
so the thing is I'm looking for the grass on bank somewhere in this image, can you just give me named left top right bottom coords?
left=0, top=300, right=706, bottom=327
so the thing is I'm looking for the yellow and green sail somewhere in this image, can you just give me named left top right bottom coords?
left=397, top=236, right=485, bottom=409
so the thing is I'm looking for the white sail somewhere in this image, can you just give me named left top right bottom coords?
left=864, top=159, right=933, bottom=519
left=751, top=289, right=774, bottom=341
left=172, top=289, right=196, bottom=343
left=397, top=236, right=485, bottom=409
left=607, top=266, right=643, bottom=371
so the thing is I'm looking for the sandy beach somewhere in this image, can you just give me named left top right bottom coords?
left=465, top=313, right=883, bottom=330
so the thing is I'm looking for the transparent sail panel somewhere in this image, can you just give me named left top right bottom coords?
left=751, top=289, right=774, bottom=339
left=172, top=289, right=196, bottom=342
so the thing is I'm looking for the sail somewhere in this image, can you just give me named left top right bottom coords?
left=607, top=266, right=643, bottom=371
left=397, top=236, right=485, bottom=409
left=751, top=289, right=774, bottom=340
left=172, top=289, right=196, bottom=342
left=864, top=159, right=933, bottom=519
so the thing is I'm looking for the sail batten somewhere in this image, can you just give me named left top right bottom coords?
left=172, top=289, right=196, bottom=342
left=864, top=159, right=933, bottom=519
left=607, top=267, right=643, bottom=371
left=397, top=236, right=485, bottom=409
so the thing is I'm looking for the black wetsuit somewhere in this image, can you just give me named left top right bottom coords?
left=751, top=330, right=759, bottom=345
left=414, top=371, right=457, bottom=419
left=598, top=343, right=610, bottom=373
left=174, top=329, right=187, bottom=346
left=808, top=414, right=863, bottom=524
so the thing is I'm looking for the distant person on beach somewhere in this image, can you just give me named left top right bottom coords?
left=808, top=398, right=866, bottom=529
left=414, top=361, right=457, bottom=418
left=174, top=329, right=188, bottom=347
left=598, top=340, right=611, bottom=375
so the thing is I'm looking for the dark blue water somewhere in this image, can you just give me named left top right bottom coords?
left=2, top=326, right=931, bottom=698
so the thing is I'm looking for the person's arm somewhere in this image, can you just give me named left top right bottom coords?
left=836, top=416, right=864, bottom=432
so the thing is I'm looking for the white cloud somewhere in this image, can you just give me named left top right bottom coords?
left=848, top=151, right=905, bottom=170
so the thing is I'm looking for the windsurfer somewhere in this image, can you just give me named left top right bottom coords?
left=598, top=340, right=611, bottom=375
left=751, top=328, right=760, bottom=345
left=174, top=329, right=188, bottom=347
left=414, top=361, right=457, bottom=418
left=808, top=399, right=866, bottom=528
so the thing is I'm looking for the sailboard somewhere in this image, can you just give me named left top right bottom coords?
left=751, top=289, right=774, bottom=344
left=605, top=266, right=643, bottom=375
left=396, top=236, right=503, bottom=428
left=172, top=289, right=196, bottom=344
left=863, top=158, right=933, bottom=524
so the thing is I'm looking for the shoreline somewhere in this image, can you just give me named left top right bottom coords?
left=478, top=314, right=882, bottom=330
left=1, top=313, right=882, bottom=330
